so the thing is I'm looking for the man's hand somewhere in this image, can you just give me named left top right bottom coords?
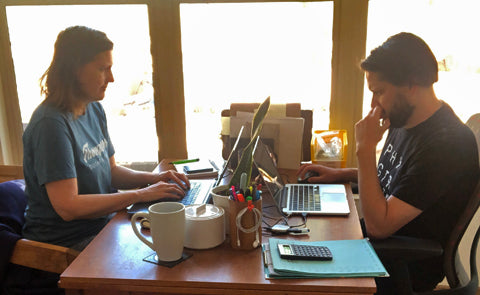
left=297, top=163, right=358, bottom=184
left=355, top=106, right=390, bottom=154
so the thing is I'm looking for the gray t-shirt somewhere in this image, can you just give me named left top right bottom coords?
left=22, top=102, right=115, bottom=247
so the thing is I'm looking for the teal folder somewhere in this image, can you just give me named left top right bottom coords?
left=262, top=238, right=388, bottom=279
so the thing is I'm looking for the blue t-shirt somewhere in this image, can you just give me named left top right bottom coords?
left=22, top=102, right=115, bottom=247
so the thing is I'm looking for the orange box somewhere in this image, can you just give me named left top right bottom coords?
left=310, top=130, right=348, bottom=168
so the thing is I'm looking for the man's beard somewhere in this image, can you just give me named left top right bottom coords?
left=388, top=92, right=414, bottom=128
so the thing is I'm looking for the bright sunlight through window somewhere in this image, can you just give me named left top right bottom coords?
left=180, top=2, right=333, bottom=159
left=7, top=5, right=155, bottom=165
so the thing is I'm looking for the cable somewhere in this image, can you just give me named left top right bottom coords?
left=289, top=212, right=308, bottom=228
left=235, top=207, right=262, bottom=248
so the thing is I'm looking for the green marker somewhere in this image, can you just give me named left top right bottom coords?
left=169, top=158, right=200, bottom=165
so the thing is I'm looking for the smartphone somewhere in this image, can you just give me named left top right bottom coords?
left=183, top=164, right=214, bottom=174
left=277, top=243, right=333, bottom=261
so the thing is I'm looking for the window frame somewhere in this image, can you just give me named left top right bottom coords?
left=0, top=0, right=367, bottom=168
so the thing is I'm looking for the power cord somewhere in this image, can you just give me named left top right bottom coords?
left=235, top=207, right=262, bottom=248
left=264, top=213, right=309, bottom=236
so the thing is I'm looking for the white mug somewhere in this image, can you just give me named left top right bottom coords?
left=131, top=202, right=185, bottom=262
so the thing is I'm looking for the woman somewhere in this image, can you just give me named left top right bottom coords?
left=22, top=26, right=189, bottom=251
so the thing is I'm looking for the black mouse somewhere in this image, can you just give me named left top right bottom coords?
left=297, top=171, right=319, bottom=183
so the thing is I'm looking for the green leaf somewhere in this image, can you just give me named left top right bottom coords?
left=251, top=96, right=270, bottom=139
left=228, top=97, right=270, bottom=189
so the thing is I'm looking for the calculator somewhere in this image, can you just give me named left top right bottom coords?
left=277, top=243, right=333, bottom=261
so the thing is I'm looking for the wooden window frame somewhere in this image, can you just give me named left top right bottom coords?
left=0, top=0, right=367, bottom=168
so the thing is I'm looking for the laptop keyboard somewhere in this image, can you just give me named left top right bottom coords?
left=289, top=185, right=321, bottom=211
left=180, top=181, right=202, bottom=205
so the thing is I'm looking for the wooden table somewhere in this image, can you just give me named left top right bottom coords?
left=60, top=160, right=376, bottom=295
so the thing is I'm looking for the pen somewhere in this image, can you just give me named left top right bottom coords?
left=169, top=158, right=200, bottom=165
left=209, top=159, right=219, bottom=171
left=231, top=186, right=238, bottom=201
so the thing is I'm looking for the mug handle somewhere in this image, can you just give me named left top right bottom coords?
left=131, top=212, right=154, bottom=250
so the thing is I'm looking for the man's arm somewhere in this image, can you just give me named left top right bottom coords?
left=356, top=141, right=421, bottom=239
left=297, top=164, right=358, bottom=184
left=355, top=107, right=421, bottom=239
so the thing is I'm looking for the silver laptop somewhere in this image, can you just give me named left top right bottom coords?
left=127, top=178, right=216, bottom=214
left=253, top=137, right=350, bottom=216
left=128, top=126, right=247, bottom=215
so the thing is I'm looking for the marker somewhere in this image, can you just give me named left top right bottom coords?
left=169, top=158, right=200, bottom=165
left=240, top=172, right=247, bottom=191
left=256, top=190, right=261, bottom=200
left=231, top=186, right=238, bottom=201
left=237, top=193, right=245, bottom=202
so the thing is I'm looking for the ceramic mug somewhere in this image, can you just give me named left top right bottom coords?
left=131, top=202, right=185, bottom=262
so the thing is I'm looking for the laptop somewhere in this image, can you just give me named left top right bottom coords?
left=253, top=137, right=350, bottom=216
left=127, top=178, right=216, bottom=214
left=128, top=126, right=247, bottom=215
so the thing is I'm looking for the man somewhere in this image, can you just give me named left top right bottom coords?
left=298, top=32, right=479, bottom=293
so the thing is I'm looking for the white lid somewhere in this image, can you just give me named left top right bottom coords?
left=185, top=204, right=224, bottom=221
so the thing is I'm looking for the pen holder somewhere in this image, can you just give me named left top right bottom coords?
left=228, top=197, right=262, bottom=250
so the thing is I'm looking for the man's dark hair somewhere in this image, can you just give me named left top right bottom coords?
left=361, top=32, right=438, bottom=87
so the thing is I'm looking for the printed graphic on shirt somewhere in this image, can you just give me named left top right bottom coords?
left=82, top=138, right=109, bottom=169
left=378, top=143, right=403, bottom=196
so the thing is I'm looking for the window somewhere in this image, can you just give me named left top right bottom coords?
left=180, top=2, right=333, bottom=158
left=6, top=4, right=156, bottom=165
left=363, top=0, right=480, bottom=159
left=1, top=0, right=368, bottom=167
left=365, top=0, right=480, bottom=123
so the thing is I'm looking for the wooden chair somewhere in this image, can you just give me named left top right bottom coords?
left=0, top=165, right=79, bottom=292
left=0, top=164, right=23, bottom=183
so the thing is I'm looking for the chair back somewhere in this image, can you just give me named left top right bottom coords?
left=221, top=103, right=313, bottom=162
left=0, top=165, right=23, bottom=183
left=463, top=222, right=480, bottom=294
left=443, top=178, right=480, bottom=287
left=466, top=113, right=480, bottom=162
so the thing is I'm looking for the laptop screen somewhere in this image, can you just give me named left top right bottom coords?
left=215, top=125, right=245, bottom=186
left=252, top=137, right=285, bottom=203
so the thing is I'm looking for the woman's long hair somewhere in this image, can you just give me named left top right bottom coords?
left=39, top=26, right=113, bottom=113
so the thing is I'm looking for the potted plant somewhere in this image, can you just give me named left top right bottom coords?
left=211, top=96, right=270, bottom=233
left=227, top=96, right=270, bottom=190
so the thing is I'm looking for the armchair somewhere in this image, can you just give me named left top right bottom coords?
left=0, top=165, right=79, bottom=294
left=371, top=178, right=480, bottom=294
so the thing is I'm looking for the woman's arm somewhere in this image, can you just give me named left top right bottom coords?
left=45, top=156, right=190, bottom=222
left=109, top=156, right=189, bottom=190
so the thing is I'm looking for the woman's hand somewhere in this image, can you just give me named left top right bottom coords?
left=154, top=170, right=190, bottom=190
left=138, top=180, right=187, bottom=203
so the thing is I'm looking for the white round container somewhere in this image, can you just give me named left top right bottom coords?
left=211, top=185, right=231, bottom=235
left=184, top=204, right=225, bottom=249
